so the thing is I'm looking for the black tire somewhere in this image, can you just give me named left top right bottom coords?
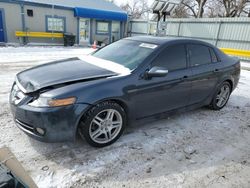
left=78, top=101, right=126, bottom=147
left=210, top=81, right=232, bottom=110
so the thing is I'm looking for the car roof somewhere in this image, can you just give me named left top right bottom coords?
left=125, top=36, right=214, bottom=47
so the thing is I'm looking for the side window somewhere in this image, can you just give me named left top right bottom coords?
left=209, top=48, right=219, bottom=63
left=152, top=45, right=187, bottom=71
left=188, top=44, right=211, bottom=66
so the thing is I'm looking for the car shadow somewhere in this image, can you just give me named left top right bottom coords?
left=27, top=102, right=250, bottom=186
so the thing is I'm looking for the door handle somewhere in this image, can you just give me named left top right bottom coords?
left=181, top=75, right=188, bottom=80
left=213, top=69, right=220, bottom=73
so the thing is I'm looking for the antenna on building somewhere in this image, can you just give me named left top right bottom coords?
left=150, top=0, right=182, bottom=36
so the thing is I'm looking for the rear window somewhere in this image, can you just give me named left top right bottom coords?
left=93, top=40, right=156, bottom=70
left=188, top=44, right=211, bottom=66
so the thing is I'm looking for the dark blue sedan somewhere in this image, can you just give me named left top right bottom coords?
left=10, top=36, right=241, bottom=147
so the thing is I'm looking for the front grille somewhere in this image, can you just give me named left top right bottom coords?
left=15, top=119, right=34, bottom=133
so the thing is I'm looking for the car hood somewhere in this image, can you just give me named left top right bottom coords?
left=16, top=55, right=131, bottom=93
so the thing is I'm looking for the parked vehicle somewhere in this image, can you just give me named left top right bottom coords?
left=9, top=36, right=241, bottom=147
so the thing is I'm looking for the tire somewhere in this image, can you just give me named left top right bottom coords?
left=78, top=101, right=126, bottom=147
left=210, top=81, right=232, bottom=110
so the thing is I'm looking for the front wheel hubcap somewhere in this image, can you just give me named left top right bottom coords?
left=89, top=109, right=123, bottom=144
left=216, top=84, right=230, bottom=108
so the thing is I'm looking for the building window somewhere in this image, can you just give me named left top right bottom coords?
left=27, top=9, right=33, bottom=17
left=46, top=16, right=65, bottom=32
left=96, top=21, right=109, bottom=34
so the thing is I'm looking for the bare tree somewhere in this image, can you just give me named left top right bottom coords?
left=215, top=0, right=250, bottom=17
left=120, top=0, right=250, bottom=19
left=181, top=0, right=209, bottom=18
left=205, top=0, right=223, bottom=17
left=120, top=0, right=150, bottom=19
left=172, top=4, right=190, bottom=18
left=177, top=0, right=250, bottom=18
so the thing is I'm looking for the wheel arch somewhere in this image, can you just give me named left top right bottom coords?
left=208, top=77, right=234, bottom=106
left=224, top=79, right=233, bottom=91
left=217, top=74, right=234, bottom=92
left=74, top=98, right=129, bottom=139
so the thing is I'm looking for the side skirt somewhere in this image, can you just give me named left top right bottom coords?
left=129, top=101, right=208, bottom=127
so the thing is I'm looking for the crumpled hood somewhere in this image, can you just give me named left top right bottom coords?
left=16, top=56, right=130, bottom=93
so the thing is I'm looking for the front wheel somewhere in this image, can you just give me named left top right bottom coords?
left=210, top=81, right=231, bottom=110
left=78, top=101, right=126, bottom=147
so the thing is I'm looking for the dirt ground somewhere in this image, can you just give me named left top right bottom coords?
left=0, top=47, right=250, bottom=188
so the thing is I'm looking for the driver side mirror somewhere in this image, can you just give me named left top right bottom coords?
left=144, top=66, right=168, bottom=79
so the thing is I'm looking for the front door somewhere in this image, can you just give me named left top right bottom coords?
left=131, top=44, right=192, bottom=119
left=0, top=10, right=5, bottom=42
left=79, top=18, right=90, bottom=45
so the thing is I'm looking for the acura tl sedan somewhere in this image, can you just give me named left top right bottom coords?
left=10, top=36, right=240, bottom=147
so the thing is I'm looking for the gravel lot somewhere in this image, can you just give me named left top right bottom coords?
left=0, top=47, right=250, bottom=188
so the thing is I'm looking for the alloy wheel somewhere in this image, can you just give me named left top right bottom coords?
left=216, top=84, right=231, bottom=108
left=89, top=109, right=123, bottom=144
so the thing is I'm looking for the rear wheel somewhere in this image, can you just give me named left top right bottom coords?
left=210, top=82, right=231, bottom=110
left=78, top=101, right=126, bottom=147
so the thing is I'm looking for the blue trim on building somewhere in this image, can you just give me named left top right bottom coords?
left=90, top=18, right=93, bottom=44
left=76, top=17, right=79, bottom=44
left=74, top=7, right=127, bottom=21
left=120, top=22, right=123, bottom=39
left=45, top=15, right=66, bottom=33
left=0, top=8, right=7, bottom=42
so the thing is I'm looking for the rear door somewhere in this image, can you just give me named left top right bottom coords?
left=187, top=44, right=220, bottom=105
left=0, top=10, right=4, bottom=42
left=130, top=44, right=192, bottom=119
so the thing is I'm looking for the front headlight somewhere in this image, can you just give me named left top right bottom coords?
left=28, top=96, right=76, bottom=107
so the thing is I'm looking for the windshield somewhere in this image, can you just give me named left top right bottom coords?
left=92, top=39, right=157, bottom=70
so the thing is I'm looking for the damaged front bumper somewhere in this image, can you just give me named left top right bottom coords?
left=9, top=83, right=90, bottom=142
left=10, top=102, right=89, bottom=142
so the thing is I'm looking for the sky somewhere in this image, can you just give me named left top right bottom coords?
left=114, top=0, right=154, bottom=7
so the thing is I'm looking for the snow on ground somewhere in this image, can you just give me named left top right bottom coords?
left=0, top=46, right=95, bottom=63
left=241, top=61, right=250, bottom=71
left=0, top=47, right=250, bottom=188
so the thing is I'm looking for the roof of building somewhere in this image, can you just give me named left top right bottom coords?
left=12, top=0, right=128, bottom=21
left=21, top=0, right=125, bottom=13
